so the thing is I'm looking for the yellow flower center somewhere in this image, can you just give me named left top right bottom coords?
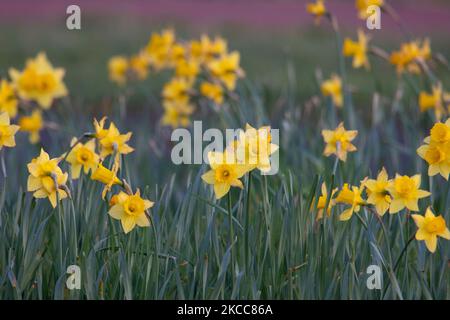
left=215, top=165, right=234, bottom=183
left=76, top=147, right=93, bottom=164
left=430, top=123, right=450, bottom=142
left=124, top=196, right=145, bottom=216
left=394, top=177, right=415, bottom=198
left=424, top=146, right=445, bottom=164
left=425, top=216, right=446, bottom=234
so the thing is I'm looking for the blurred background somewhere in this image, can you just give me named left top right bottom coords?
left=1, top=0, right=450, bottom=103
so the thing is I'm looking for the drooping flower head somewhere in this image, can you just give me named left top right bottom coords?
left=313, top=182, right=338, bottom=220
left=9, top=52, right=68, bottom=109
left=108, top=190, right=154, bottom=234
left=412, top=207, right=450, bottom=253
left=91, top=162, right=122, bottom=199
left=322, top=122, right=358, bottom=162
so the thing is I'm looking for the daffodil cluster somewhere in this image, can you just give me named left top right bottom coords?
left=108, top=29, right=245, bottom=128
left=1, top=53, right=67, bottom=144
left=202, top=124, right=278, bottom=199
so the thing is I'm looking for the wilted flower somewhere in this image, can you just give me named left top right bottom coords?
left=412, top=207, right=450, bottom=253
left=9, top=52, right=67, bottom=109
left=322, top=122, right=358, bottom=162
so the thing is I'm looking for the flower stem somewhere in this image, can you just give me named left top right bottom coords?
left=244, top=171, right=252, bottom=271
left=227, top=191, right=234, bottom=279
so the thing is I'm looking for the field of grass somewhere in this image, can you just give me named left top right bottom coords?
left=1, top=1, right=450, bottom=300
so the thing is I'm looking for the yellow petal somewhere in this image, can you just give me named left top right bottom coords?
left=135, top=214, right=150, bottom=227
left=109, top=204, right=124, bottom=220
left=214, top=182, right=230, bottom=199
left=425, top=235, right=437, bottom=253
left=121, top=216, right=136, bottom=234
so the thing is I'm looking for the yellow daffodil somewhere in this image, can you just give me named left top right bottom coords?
left=412, top=207, right=450, bottom=253
left=65, top=138, right=99, bottom=179
left=27, top=149, right=68, bottom=208
left=18, top=109, right=43, bottom=144
left=313, top=182, right=337, bottom=220
left=322, top=122, right=358, bottom=162
left=108, top=56, right=129, bottom=85
left=364, top=167, right=391, bottom=216
left=355, top=0, right=384, bottom=19
left=306, top=0, right=327, bottom=24
left=175, top=59, right=200, bottom=83
left=0, top=80, right=18, bottom=118
left=145, top=29, right=176, bottom=70
left=335, top=183, right=366, bottom=221
left=168, top=43, right=187, bottom=67
left=91, top=162, right=122, bottom=199
left=200, top=82, right=224, bottom=105
left=190, top=35, right=227, bottom=64
left=343, top=29, right=370, bottom=69
left=109, top=190, right=154, bottom=234
left=418, top=84, right=449, bottom=121
left=162, top=77, right=192, bottom=105
left=96, top=121, right=134, bottom=158
left=161, top=100, right=195, bottom=128
left=201, top=151, right=249, bottom=199
left=417, top=119, right=450, bottom=179
left=208, top=52, right=244, bottom=91
left=129, top=52, right=150, bottom=80
left=321, top=74, right=343, bottom=108
left=390, top=39, right=431, bottom=74
left=229, top=123, right=279, bottom=173
left=9, top=52, right=67, bottom=109
left=386, top=174, right=430, bottom=213
left=93, top=117, right=109, bottom=140
left=0, top=112, right=19, bottom=150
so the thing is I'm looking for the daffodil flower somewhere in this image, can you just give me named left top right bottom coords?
left=412, top=207, right=450, bottom=253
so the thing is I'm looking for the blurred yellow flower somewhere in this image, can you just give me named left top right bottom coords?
left=417, top=119, right=450, bottom=179
left=109, top=190, right=153, bottom=234
left=390, top=39, right=431, bottom=74
left=27, top=149, right=68, bottom=208
left=201, top=151, right=249, bottom=199
left=322, top=122, right=358, bottom=162
left=208, top=51, right=244, bottom=91
left=364, top=167, right=391, bottom=216
left=412, top=207, right=450, bottom=253
left=9, top=52, right=68, bottom=109
left=0, top=112, right=19, bottom=150
left=18, top=109, right=43, bottom=144
left=162, top=77, right=192, bottom=105
left=108, top=55, right=129, bottom=85
left=355, top=0, right=384, bottom=19
left=200, top=82, right=224, bottom=105
left=306, top=0, right=327, bottom=24
left=343, top=29, right=370, bottom=69
left=386, top=174, right=430, bottom=213
left=129, top=52, right=150, bottom=80
left=418, top=84, right=449, bottom=121
left=335, top=183, right=366, bottom=221
left=0, top=80, right=18, bottom=118
left=161, top=100, right=195, bottom=128
left=145, top=29, right=176, bottom=70
left=190, top=35, right=227, bottom=64
left=321, top=74, right=343, bottom=108
left=65, top=138, right=99, bottom=179
left=313, top=182, right=337, bottom=220
left=175, top=59, right=199, bottom=83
